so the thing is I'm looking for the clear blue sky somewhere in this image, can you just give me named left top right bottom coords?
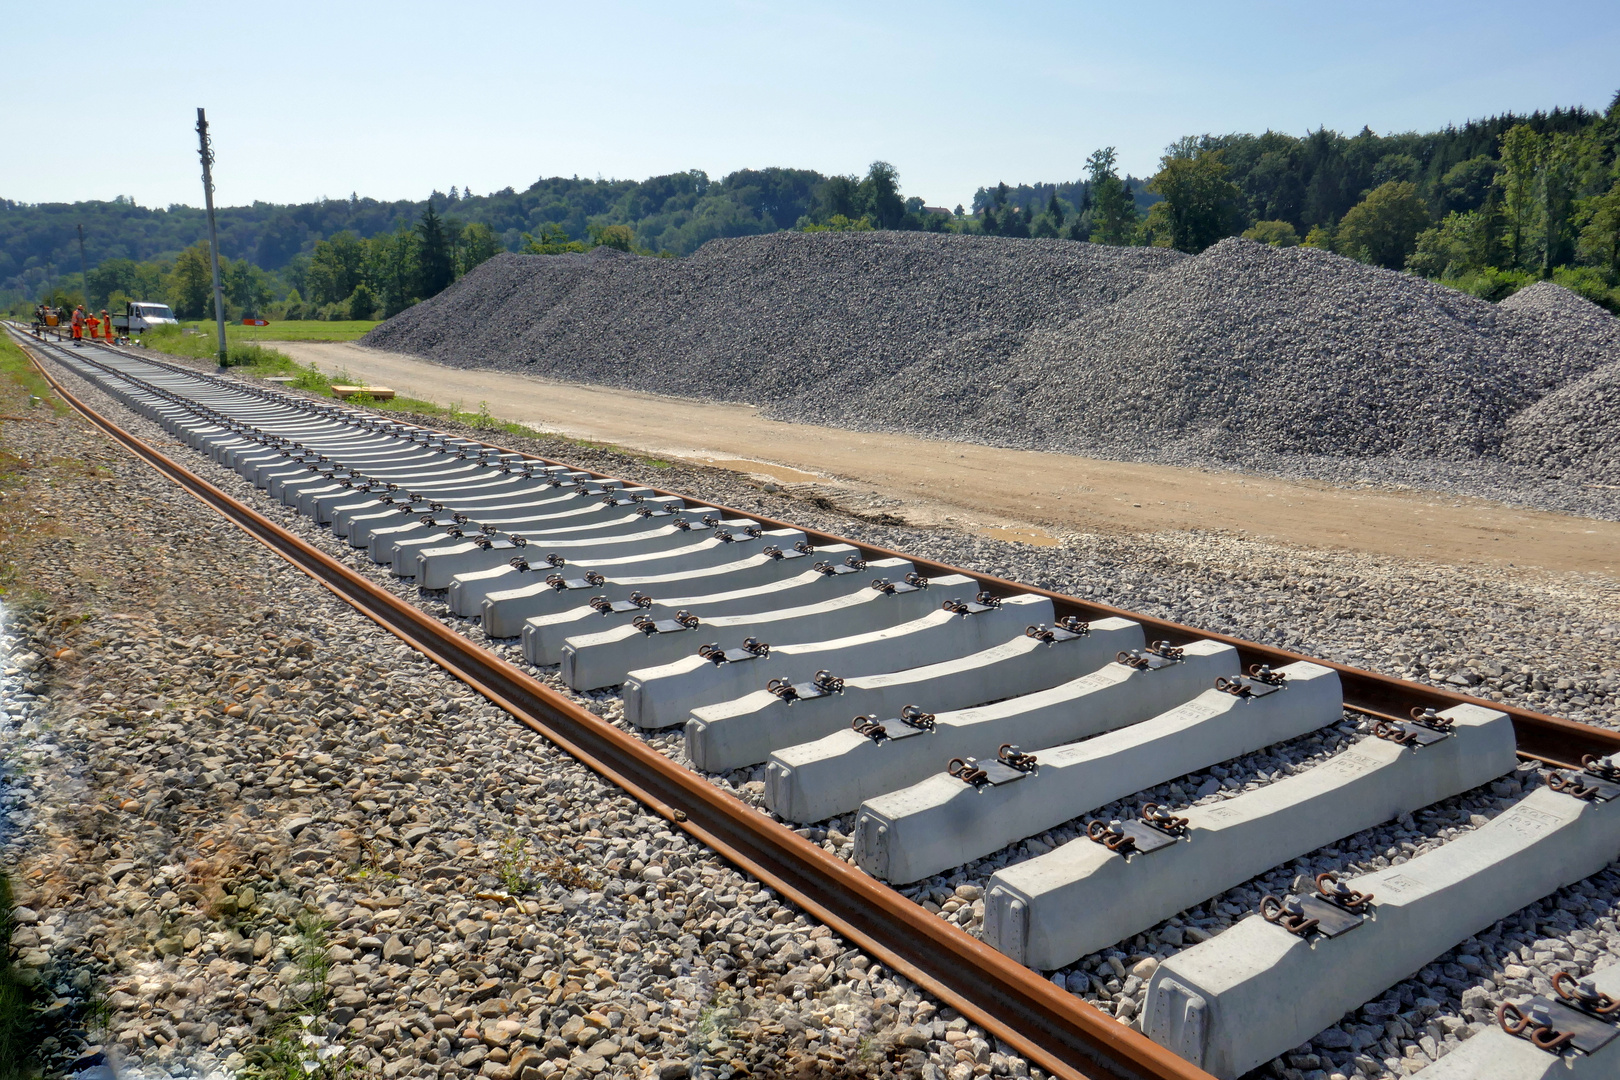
left=9, top=0, right=1617, bottom=211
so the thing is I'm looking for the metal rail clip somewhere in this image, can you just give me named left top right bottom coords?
left=697, top=637, right=769, bottom=664
left=635, top=504, right=674, bottom=518
left=948, top=743, right=1037, bottom=788
left=943, top=591, right=1003, bottom=615
left=1085, top=803, right=1191, bottom=857
left=542, top=570, right=607, bottom=590
left=588, top=592, right=655, bottom=615
left=1498, top=993, right=1619, bottom=1055
left=851, top=705, right=936, bottom=743
left=1025, top=616, right=1089, bottom=643
left=871, top=573, right=930, bottom=595
left=715, top=525, right=764, bottom=543
left=633, top=610, right=700, bottom=636
left=815, top=555, right=868, bottom=576
left=767, top=670, right=848, bottom=705
left=1261, top=871, right=1374, bottom=939
left=1115, top=640, right=1186, bottom=671
left=1554, top=971, right=1620, bottom=1019
left=762, top=541, right=811, bottom=561
left=1214, top=663, right=1289, bottom=698
left=766, top=669, right=845, bottom=704
left=472, top=535, right=525, bottom=551
left=1373, top=707, right=1456, bottom=748
left=1545, top=765, right=1620, bottom=803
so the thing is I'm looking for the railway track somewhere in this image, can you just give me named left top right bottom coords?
left=12, top=325, right=1620, bottom=1080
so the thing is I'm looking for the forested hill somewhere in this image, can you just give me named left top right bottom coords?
left=0, top=169, right=840, bottom=286
left=5, top=97, right=1617, bottom=319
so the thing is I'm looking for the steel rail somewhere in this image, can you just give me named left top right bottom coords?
left=15, top=331, right=1207, bottom=1080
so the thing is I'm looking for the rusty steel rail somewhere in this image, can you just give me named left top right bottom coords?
left=17, top=331, right=1206, bottom=1080
left=23, top=329, right=1620, bottom=1079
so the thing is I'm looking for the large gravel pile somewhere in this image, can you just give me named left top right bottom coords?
left=363, top=234, right=1617, bottom=473
left=1499, top=282, right=1620, bottom=474
left=364, top=233, right=1184, bottom=413
left=997, top=241, right=1604, bottom=461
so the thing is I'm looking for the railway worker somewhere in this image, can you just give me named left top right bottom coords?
left=99, top=309, right=114, bottom=341
left=85, top=310, right=101, bottom=342
left=71, top=305, right=86, bottom=346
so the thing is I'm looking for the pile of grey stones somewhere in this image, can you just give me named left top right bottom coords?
left=364, top=233, right=1620, bottom=500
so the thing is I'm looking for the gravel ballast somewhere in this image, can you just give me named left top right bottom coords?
left=362, top=234, right=1619, bottom=505
left=18, top=344, right=1620, bottom=1080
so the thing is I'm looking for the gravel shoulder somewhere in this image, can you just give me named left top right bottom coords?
left=265, top=341, right=1620, bottom=577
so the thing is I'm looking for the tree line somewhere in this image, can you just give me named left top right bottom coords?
left=5, top=91, right=1617, bottom=320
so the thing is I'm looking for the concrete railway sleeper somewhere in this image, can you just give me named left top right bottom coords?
left=517, top=556, right=916, bottom=665
left=853, top=660, right=1344, bottom=884
left=980, top=703, right=1519, bottom=970
left=690, top=617, right=1144, bottom=778
left=1410, top=956, right=1620, bottom=1078
left=1144, top=782, right=1620, bottom=1079
left=760, top=637, right=1240, bottom=822
left=559, top=571, right=977, bottom=692
left=16, top=327, right=1620, bottom=1080
left=466, top=542, right=848, bottom=634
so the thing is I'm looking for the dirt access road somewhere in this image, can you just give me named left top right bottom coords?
left=271, top=341, right=1618, bottom=576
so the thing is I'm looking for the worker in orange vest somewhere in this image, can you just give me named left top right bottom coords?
left=100, top=309, right=114, bottom=341
left=71, top=305, right=86, bottom=346
left=85, top=310, right=101, bottom=342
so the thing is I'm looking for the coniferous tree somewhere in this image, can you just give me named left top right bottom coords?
left=415, top=204, right=455, bottom=299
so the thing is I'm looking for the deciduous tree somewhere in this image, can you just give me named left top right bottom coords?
left=1147, top=149, right=1243, bottom=253
left=1335, top=181, right=1431, bottom=269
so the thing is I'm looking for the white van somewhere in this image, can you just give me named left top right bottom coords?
left=112, top=302, right=180, bottom=334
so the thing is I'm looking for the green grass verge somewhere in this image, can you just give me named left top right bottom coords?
left=0, top=871, right=41, bottom=1078
left=0, top=331, right=68, bottom=415
left=181, top=320, right=380, bottom=343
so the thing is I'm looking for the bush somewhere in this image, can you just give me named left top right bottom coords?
left=1242, top=220, right=1299, bottom=247
left=1551, top=265, right=1620, bottom=314
left=1446, top=266, right=1535, bottom=302
left=346, top=284, right=378, bottom=322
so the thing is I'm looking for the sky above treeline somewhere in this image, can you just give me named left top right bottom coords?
left=9, top=0, right=1618, bottom=211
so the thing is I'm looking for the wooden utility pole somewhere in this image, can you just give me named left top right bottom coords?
left=195, top=107, right=228, bottom=368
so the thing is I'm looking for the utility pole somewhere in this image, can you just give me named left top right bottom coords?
left=195, top=107, right=228, bottom=368
left=76, top=224, right=89, bottom=307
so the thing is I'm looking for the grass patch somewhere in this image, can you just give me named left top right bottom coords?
left=239, top=914, right=354, bottom=1080
left=0, top=871, right=41, bottom=1078
left=0, top=332, right=66, bottom=415
left=181, top=320, right=380, bottom=343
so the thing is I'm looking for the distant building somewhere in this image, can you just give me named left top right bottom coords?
left=922, top=206, right=954, bottom=217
